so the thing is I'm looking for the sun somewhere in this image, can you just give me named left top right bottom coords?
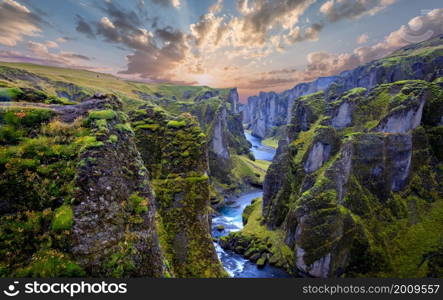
left=194, top=74, right=215, bottom=86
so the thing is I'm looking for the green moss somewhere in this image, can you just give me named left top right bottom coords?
left=2, top=107, right=54, bottom=128
left=0, top=87, right=23, bottom=101
left=108, top=134, right=118, bottom=143
left=115, top=123, right=134, bottom=134
left=75, top=136, right=104, bottom=152
left=102, top=235, right=138, bottom=278
left=15, top=250, right=85, bottom=278
left=135, top=124, right=160, bottom=131
left=166, top=120, right=186, bottom=128
left=128, top=193, right=149, bottom=214
left=51, top=205, right=73, bottom=231
left=228, top=198, right=294, bottom=272
left=95, top=119, right=108, bottom=133
left=262, top=137, right=278, bottom=149
left=88, top=109, right=117, bottom=120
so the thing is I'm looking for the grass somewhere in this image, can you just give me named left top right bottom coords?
left=88, top=110, right=117, bottom=120
left=231, top=154, right=272, bottom=185
left=0, top=62, right=234, bottom=111
left=0, top=87, right=22, bottom=101
left=51, top=205, right=73, bottom=231
left=262, top=137, right=278, bottom=149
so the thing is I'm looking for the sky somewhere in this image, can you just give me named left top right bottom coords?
left=0, top=0, right=442, bottom=101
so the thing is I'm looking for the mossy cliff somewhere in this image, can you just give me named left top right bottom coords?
left=259, top=79, right=443, bottom=278
left=0, top=63, right=251, bottom=197
left=245, top=34, right=443, bottom=139
left=0, top=95, right=170, bottom=277
left=129, top=106, right=226, bottom=277
left=224, top=36, right=443, bottom=278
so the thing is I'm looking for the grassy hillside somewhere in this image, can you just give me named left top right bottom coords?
left=0, top=62, right=230, bottom=111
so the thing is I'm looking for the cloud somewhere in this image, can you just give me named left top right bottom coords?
left=190, top=11, right=225, bottom=48
left=266, top=68, right=298, bottom=75
left=320, top=0, right=397, bottom=22
left=56, top=36, right=76, bottom=43
left=73, top=1, right=191, bottom=82
left=26, top=41, right=93, bottom=66
left=231, top=0, right=316, bottom=47
left=152, top=0, right=181, bottom=8
left=240, top=77, right=296, bottom=89
left=0, top=0, right=43, bottom=46
left=283, top=23, right=324, bottom=45
left=357, top=33, right=369, bottom=44
left=45, top=41, right=59, bottom=48
left=75, top=14, right=95, bottom=39
left=299, top=8, right=443, bottom=82
left=58, top=52, right=91, bottom=61
left=118, top=26, right=189, bottom=81
left=209, top=0, right=223, bottom=14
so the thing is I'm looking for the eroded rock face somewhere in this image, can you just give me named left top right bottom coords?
left=228, top=88, right=240, bottom=113
left=332, top=102, right=353, bottom=129
left=72, top=105, right=165, bottom=277
left=246, top=77, right=338, bottom=138
left=262, top=140, right=292, bottom=228
left=0, top=95, right=168, bottom=278
left=386, top=134, right=413, bottom=192
left=296, top=247, right=331, bottom=278
left=304, top=142, right=331, bottom=173
left=245, top=35, right=443, bottom=139
left=130, top=106, right=226, bottom=278
left=262, top=77, right=443, bottom=278
left=374, top=98, right=425, bottom=133
left=211, top=106, right=230, bottom=160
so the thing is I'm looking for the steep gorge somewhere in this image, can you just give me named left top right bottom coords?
left=223, top=35, right=443, bottom=278
left=0, top=65, right=251, bottom=277
left=244, top=35, right=443, bottom=139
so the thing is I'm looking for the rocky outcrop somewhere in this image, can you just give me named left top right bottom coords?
left=331, top=102, right=353, bottom=129
left=245, top=76, right=339, bottom=138
left=373, top=97, right=425, bottom=133
left=71, top=98, right=165, bottom=277
left=304, top=142, right=331, bottom=173
left=211, top=106, right=230, bottom=160
left=0, top=94, right=227, bottom=278
left=228, top=88, right=240, bottom=113
left=0, top=95, right=168, bottom=277
left=130, top=106, right=226, bottom=278
left=190, top=89, right=250, bottom=190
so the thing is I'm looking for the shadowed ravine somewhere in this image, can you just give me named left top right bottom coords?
left=211, top=133, right=290, bottom=278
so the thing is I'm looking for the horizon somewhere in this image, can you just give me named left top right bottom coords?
left=0, top=0, right=443, bottom=101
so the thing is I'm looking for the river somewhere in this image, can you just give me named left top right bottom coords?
left=211, top=132, right=290, bottom=278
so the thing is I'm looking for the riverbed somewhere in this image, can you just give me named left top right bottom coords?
left=211, top=133, right=290, bottom=278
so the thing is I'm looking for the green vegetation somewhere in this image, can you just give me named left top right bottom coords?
left=0, top=87, right=23, bottom=101
left=128, top=193, right=149, bottom=215
left=51, top=205, right=74, bottom=231
left=88, top=109, right=117, bottom=120
left=166, top=120, right=186, bottom=128
left=221, top=198, right=294, bottom=272
left=262, top=137, right=278, bottom=149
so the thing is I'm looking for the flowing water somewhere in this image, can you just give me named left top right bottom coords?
left=211, top=132, right=290, bottom=278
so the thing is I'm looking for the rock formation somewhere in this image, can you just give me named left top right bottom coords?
left=223, top=35, right=443, bottom=278
left=245, top=34, right=443, bottom=139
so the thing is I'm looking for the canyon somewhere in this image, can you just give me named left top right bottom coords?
left=0, top=35, right=442, bottom=278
